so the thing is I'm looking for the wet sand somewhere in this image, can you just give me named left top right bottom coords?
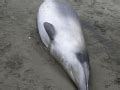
left=0, top=0, right=120, bottom=90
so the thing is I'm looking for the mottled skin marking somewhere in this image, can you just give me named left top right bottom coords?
left=76, top=51, right=90, bottom=64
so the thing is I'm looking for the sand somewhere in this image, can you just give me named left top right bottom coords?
left=0, top=0, right=120, bottom=90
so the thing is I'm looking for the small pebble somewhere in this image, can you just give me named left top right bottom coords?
left=28, top=37, right=31, bottom=39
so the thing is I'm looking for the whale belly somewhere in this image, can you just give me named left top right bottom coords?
left=37, top=1, right=84, bottom=48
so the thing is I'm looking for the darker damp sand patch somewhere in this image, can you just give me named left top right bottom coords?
left=4, top=54, right=24, bottom=71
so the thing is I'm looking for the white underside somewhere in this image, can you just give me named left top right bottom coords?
left=37, top=1, right=89, bottom=90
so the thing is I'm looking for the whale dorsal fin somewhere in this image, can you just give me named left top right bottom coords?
left=44, top=22, right=56, bottom=41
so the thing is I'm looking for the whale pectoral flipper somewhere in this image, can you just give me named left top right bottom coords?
left=44, top=22, right=56, bottom=41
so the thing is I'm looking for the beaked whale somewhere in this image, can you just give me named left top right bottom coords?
left=37, top=0, right=90, bottom=90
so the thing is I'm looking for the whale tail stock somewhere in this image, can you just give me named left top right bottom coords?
left=63, top=59, right=89, bottom=90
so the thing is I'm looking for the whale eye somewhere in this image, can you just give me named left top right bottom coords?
left=44, top=22, right=56, bottom=41
left=76, top=52, right=89, bottom=64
